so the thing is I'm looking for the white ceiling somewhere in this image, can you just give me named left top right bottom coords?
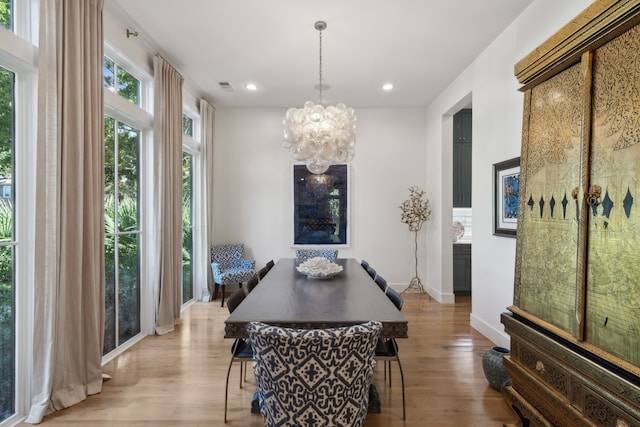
left=109, top=0, right=533, bottom=109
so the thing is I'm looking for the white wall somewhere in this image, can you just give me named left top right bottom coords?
left=213, top=108, right=427, bottom=286
left=425, top=0, right=594, bottom=347
left=105, top=0, right=597, bottom=347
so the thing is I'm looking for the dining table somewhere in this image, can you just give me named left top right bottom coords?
left=224, top=258, right=408, bottom=339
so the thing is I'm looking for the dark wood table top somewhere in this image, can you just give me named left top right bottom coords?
left=224, top=258, right=408, bottom=338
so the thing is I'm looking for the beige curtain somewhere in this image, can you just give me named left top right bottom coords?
left=154, top=56, right=184, bottom=334
left=200, top=99, right=215, bottom=298
left=27, top=0, right=105, bottom=422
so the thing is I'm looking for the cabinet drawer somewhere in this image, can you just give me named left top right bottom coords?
left=503, top=313, right=640, bottom=427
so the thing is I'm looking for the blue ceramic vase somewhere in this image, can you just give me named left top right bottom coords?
left=482, top=346, right=512, bottom=390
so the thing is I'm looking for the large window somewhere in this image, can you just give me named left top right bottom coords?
left=104, top=116, right=141, bottom=354
left=182, top=152, right=193, bottom=304
left=0, top=65, right=14, bottom=424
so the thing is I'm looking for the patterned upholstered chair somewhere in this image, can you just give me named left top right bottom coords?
left=211, top=244, right=255, bottom=307
left=295, top=249, right=338, bottom=264
left=247, top=320, right=382, bottom=427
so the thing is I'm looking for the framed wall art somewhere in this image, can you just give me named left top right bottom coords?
left=292, top=164, right=350, bottom=246
left=493, top=157, right=520, bottom=237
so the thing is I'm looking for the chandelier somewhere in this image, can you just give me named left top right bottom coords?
left=282, top=21, right=357, bottom=174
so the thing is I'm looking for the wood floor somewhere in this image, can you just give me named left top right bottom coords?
left=28, top=293, right=518, bottom=426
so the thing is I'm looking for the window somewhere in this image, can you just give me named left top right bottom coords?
left=0, top=0, right=11, bottom=31
left=182, top=114, right=193, bottom=137
left=104, top=57, right=140, bottom=106
left=182, top=152, right=193, bottom=304
left=293, top=164, right=349, bottom=246
left=0, top=65, right=14, bottom=423
left=104, top=116, right=141, bottom=355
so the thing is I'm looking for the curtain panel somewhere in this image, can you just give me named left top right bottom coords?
left=153, top=56, right=184, bottom=335
left=27, top=0, right=105, bottom=422
left=200, top=99, right=215, bottom=299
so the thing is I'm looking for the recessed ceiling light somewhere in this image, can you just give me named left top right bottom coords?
left=245, top=83, right=258, bottom=91
left=382, top=83, right=394, bottom=91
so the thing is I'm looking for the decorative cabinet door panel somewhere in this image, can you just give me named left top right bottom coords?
left=507, top=3, right=640, bottom=425
left=586, top=23, right=640, bottom=367
left=517, top=62, right=584, bottom=337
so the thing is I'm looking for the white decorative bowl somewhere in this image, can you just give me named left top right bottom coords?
left=296, top=257, right=343, bottom=279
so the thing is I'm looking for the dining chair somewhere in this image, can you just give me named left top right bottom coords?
left=247, top=320, right=382, bottom=427
left=295, top=248, right=338, bottom=263
left=246, top=273, right=259, bottom=293
left=257, top=265, right=269, bottom=280
left=375, top=286, right=406, bottom=420
left=365, top=264, right=377, bottom=280
left=374, top=275, right=388, bottom=292
left=211, top=243, right=256, bottom=307
left=361, top=259, right=370, bottom=270
left=224, top=288, right=253, bottom=423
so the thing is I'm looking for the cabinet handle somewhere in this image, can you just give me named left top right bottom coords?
left=586, top=184, right=601, bottom=206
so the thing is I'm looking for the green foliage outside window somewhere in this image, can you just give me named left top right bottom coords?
left=182, top=114, right=193, bottom=137
left=0, top=0, right=11, bottom=31
left=182, top=153, right=193, bottom=303
left=104, top=117, right=141, bottom=354
left=103, top=57, right=140, bottom=106
left=0, top=64, right=13, bottom=421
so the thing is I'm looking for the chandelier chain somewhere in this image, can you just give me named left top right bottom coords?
left=318, top=28, right=323, bottom=104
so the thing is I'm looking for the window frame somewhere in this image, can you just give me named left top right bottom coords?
left=0, top=15, right=37, bottom=427
left=181, top=105, right=202, bottom=305
left=102, top=44, right=153, bottom=364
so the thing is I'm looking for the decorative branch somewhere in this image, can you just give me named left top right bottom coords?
left=400, top=186, right=431, bottom=232
left=400, top=186, right=432, bottom=296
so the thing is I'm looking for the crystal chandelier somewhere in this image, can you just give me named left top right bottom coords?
left=282, top=21, right=357, bottom=174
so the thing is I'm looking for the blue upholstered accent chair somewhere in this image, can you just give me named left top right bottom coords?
left=211, top=244, right=255, bottom=307
left=247, top=320, right=382, bottom=427
left=295, top=249, right=338, bottom=263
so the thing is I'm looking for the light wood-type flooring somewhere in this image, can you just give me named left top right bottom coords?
left=28, top=293, right=518, bottom=426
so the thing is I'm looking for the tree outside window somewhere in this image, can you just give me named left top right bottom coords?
left=104, top=116, right=141, bottom=355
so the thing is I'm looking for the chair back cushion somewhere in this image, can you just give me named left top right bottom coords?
left=211, top=244, right=244, bottom=269
left=385, top=287, right=404, bottom=311
left=226, top=288, right=246, bottom=314
left=248, top=320, right=381, bottom=427
left=295, top=249, right=338, bottom=263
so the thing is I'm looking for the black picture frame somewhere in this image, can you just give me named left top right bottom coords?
left=493, top=157, right=520, bottom=237
left=292, top=164, right=349, bottom=246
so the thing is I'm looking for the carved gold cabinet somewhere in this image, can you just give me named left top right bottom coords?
left=504, top=1, right=640, bottom=426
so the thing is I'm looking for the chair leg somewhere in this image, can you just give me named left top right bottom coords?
left=242, top=361, right=247, bottom=385
left=213, top=283, right=219, bottom=301
left=224, top=356, right=234, bottom=423
left=220, top=284, right=226, bottom=307
left=396, top=356, right=406, bottom=420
